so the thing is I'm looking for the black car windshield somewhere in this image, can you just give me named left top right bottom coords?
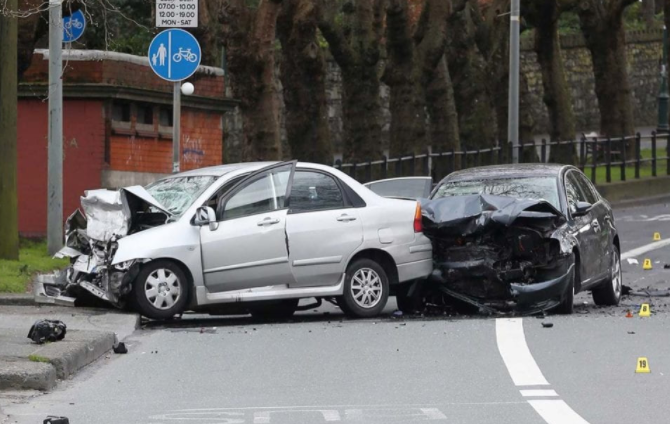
left=433, top=176, right=560, bottom=209
left=146, top=176, right=217, bottom=217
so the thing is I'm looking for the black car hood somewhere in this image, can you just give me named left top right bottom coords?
left=420, top=194, right=566, bottom=237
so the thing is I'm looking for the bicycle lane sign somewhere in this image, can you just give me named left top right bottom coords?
left=148, top=28, right=201, bottom=82
left=63, top=9, right=86, bottom=43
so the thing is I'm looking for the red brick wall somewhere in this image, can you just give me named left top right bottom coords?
left=17, top=99, right=105, bottom=236
left=109, top=108, right=223, bottom=174
left=23, top=53, right=225, bottom=98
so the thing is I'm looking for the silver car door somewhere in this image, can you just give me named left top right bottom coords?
left=286, top=170, right=363, bottom=288
left=200, top=163, right=296, bottom=293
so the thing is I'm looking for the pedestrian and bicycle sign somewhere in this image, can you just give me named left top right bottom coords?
left=148, top=29, right=201, bottom=82
left=63, top=9, right=86, bottom=43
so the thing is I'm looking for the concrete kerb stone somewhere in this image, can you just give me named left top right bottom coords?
left=32, top=330, right=116, bottom=380
left=0, top=294, right=34, bottom=306
left=0, top=330, right=114, bottom=391
left=0, top=360, right=57, bottom=391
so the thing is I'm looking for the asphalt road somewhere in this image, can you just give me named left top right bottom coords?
left=2, top=200, right=670, bottom=424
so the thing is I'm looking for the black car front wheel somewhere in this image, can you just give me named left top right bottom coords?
left=592, top=245, right=622, bottom=306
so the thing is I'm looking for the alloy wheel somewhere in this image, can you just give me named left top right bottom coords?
left=350, top=268, right=383, bottom=309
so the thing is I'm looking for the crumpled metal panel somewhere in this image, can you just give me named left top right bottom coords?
left=80, top=189, right=132, bottom=241
left=420, top=194, right=565, bottom=237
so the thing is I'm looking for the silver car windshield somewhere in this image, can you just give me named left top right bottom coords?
left=146, top=176, right=217, bottom=217
left=433, top=176, right=560, bottom=209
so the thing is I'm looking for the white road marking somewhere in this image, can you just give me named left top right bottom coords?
left=496, top=318, right=592, bottom=424
left=495, top=318, right=549, bottom=386
left=621, top=239, right=670, bottom=260
left=528, top=400, right=591, bottom=424
left=520, top=390, right=558, bottom=397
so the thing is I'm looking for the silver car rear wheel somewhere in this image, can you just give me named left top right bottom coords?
left=350, top=268, right=383, bottom=309
left=339, top=258, right=389, bottom=318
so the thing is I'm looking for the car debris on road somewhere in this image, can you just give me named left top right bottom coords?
left=28, top=319, right=67, bottom=344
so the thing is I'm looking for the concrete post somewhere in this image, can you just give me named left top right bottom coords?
left=47, top=0, right=63, bottom=255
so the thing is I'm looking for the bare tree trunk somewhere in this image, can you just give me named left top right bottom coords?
left=577, top=0, right=636, bottom=156
left=318, top=0, right=385, bottom=163
left=277, top=0, right=332, bottom=164
left=641, top=0, right=656, bottom=27
left=0, top=0, right=19, bottom=260
left=446, top=2, right=497, bottom=151
left=220, top=0, right=284, bottom=161
left=383, top=0, right=428, bottom=157
left=525, top=0, right=576, bottom=164
left=426, top=56, right=460, bottom=153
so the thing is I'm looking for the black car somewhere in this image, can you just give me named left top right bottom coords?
left=369, top=164, right=622, bottom=314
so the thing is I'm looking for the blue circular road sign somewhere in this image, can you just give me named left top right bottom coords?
left=148, top=29, right=202, bottom=82
left=63, top=10, right=86, bottom=43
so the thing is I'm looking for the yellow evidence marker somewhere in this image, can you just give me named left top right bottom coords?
left=639, top=303, right=651, bottom=317
left=636, top=357, right=651, bottom=373
left=643, top=259, right=653, bottom=270
left=653, top=232, right=661, bottom=241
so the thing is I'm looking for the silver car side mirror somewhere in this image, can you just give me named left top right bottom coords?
left=194, top=206, right=218, bottom=231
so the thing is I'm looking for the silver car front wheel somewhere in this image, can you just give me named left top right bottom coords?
left=145, top=268, right=182, bottom=310
left=133, top=260, right=189, bottom=320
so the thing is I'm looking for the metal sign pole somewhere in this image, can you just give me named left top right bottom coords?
left=47, top=0, right=63, bottom=255
left=508, top=0, right=520, bottom=164
left=173, top=82, right=181, bottom=173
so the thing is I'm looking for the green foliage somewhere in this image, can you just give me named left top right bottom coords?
left=558, top=3, right=663, bottom=35
left=0, top=239, right=68, bottom=293
left=28, top=354, right=51, bottom=363
left=80, top=0, right=155, bottom=56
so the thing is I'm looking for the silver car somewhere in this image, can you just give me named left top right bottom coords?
left=38, top=161, right=433, bottom=320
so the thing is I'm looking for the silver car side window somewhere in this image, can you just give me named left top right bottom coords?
left=223, top=174, right=277, bottom=220
left=289, top=171, right=344, bottom=213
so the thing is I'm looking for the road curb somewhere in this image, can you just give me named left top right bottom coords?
left=0, top=360, right=57, bottom=391
left=0, top=294, right=34, bottom=306
left=0, top=330, right=115, bottom=391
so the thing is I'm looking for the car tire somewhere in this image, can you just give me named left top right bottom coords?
left=133, top=260, right=189, bottom=320
left=338, top=258, right=389, bottom=318
left=395, top=281, right=423, bottom=314
left=554, top=258, right=576, bottom=315
left=592, top=245, right=623, bottom=306
left=249, top=299, right=299, bottom=320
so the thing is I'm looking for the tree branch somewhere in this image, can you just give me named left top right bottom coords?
left=316, top=0, right=352, bottom=68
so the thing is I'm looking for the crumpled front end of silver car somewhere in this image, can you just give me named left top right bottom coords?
left=35, top=186, right=171, bottom=308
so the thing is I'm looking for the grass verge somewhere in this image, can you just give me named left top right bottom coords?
left=0, top=239, right=68, bottom=293
left=28, top=354, right=51, bottom=363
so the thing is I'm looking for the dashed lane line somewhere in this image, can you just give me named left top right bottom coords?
left=496, top=318, right=591, bottom=424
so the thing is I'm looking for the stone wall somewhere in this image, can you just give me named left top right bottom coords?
left=224, top=29, right=664, bottom=160
left=521, top=29, right=663, bottom=136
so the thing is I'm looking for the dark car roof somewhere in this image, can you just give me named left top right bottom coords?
left=444, top=164, right=568, bottom=182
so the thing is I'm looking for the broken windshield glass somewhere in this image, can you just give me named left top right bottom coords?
left=433, top=177, right=560, bottom=210
left=146, top=176, right=217, bottom=217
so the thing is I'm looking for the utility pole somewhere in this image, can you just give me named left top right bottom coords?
left=173, top=82, right=181, bottom=173
left=658, top=25, right=669, bottom=134
left=508, top=0, right=520, bottom=163
left=0, top=0, right=19, bottom=260
left=47, top=0, right=63, bottom=255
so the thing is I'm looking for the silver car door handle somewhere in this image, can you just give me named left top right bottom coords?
left=257, top=218, right=280, bottom=226
left=337, top=214, right=357, bottom=222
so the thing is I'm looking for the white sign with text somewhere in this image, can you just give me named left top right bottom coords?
left=156, top=0, right=198, bottom=28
